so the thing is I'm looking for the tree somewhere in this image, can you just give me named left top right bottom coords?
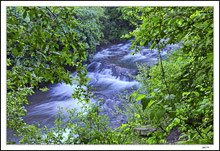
left=71, top=7, right=106, bottom=59
left=101, top=7, right=139, bottom=44
left=126, top=7, right=213, bottom=144
left=7, top=6, right=137, bottom=145
left=7, top=6, right=214, bottom=145
left=7, top=6, right=90, bottom=143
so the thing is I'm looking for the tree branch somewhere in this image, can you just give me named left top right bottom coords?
left=157, top=50, right=171, bottom=105
left=46, top=7, right=70, bottom=44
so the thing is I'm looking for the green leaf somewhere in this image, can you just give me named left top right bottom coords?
left=173, top=118, right=180, bottom=124
left=150, top=92, right=156, bottom=97
left=150, top=42, right=156, bottom=49
left=182, top=92, right=190, bottom=97
left=39, top=87, right=49, bottom=92
left=44, top=20, right=47, bottom=25
left=155, top=109, right=166, bottom=120
left=141, top=97, right=150, bottom=111
left=31, top=53, right=35, bottom=57
left=132, top=92, right=138, bottom=97
left=130, top=52, right=135, bottom=55
left=207, top=52, right=213, bottom=63
left=179, top=133, right=188, bottom=140
left=203, top=126, right=211, bottom=134
left=23, top=11, right=27, bottom=18
left=148, top=100, right=156, bottom=108
left=169, top=111, right=176, bottom=119
left=135, top=113, right=140, bottom=118
left=128, top=95, right=132, bottom=103
left=193, top=92, right=199, bottom=97
left=150, top=110, right=156, bottom=121
left=136, top=94, right=145, bottom=102
left=180, top=79, right=188, bottom=82
left=12, top=49, right=19, bottom=56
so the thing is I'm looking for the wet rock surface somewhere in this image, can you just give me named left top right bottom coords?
left=166, top=128, right=187, bottom=144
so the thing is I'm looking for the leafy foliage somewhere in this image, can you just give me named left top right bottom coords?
left=72, top=7, right=106, bottom=59
left=126, top=7, right=213, bottom=144
left=101, top=7, right=139, bottom=44
left=6, top=6, right=214, bottom=145
left=6, top=6, right=140, bottom=145
left=7, top=6, right=90, bottom=143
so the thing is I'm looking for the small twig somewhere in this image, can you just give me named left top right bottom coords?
left=185, top=103, right=204, bottom=139
left=157, top=50, right=172, bottom=107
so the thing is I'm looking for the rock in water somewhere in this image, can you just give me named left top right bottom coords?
left=133, top=126, right=156, bottom=136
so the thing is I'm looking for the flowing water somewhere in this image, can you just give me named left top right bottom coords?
left=7, top=39, right=181, bottom=143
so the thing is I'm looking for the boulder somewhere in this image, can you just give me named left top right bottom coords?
left=133, top=126, right=156, bottom=136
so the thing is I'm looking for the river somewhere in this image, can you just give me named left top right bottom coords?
left=7, top=39, right=181, bottom=143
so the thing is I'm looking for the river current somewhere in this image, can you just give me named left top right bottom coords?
left=7, top=39, right=181, bottom=143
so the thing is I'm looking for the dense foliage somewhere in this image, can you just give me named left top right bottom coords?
left=6, top=6, right=138, bottom=145
left=71, top=7, right=106, bottom=59
left=6, top=6, right=213, bottom=145
left=124, top=7, right=213, bottom=144
left=7, top=6, right=91, bottom=144
left=101, top=7, right=139, bottom=44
